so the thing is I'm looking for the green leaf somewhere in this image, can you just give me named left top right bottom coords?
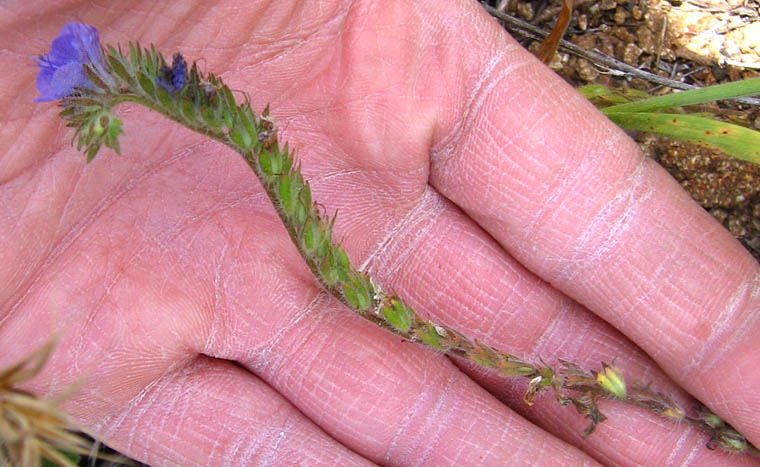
left=577, top=84, right=651, bottom=107
left=606, top=112, right=760, bottom=164
left=603, top=77, right=760, bottom=113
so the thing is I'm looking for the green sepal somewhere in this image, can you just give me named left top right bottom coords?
left=320, top=256, right=339, bottom=285
left=181, top=98, right=197, bottom=123
left=83, top=65, right=108, bottom=91
left=294, top=198, right=308, bottom=225
left=129, top=42, right=142, bottom=69
left=106, top=54, right=133, bottom=85
left=342, top=274, right=371, bottom=311
left=320, top=245, right=346, bottom=285
left=136, top=71, right=156, bottom=97
left=104, top=117, right=124, bottom=155
left=281, top=147, right=293, bottom=173
left=299, top=184, right=312, bottom=211
left=222, top=105, right=234, bottom=129
left=415, top=324, right=446, bottom=350
left=279, top=173, right=295, bottom=213
left=239, top=106, right=256, bottom=142
left=156, top=87, right=174, bottom=111
left=335, top=247, right=351, bottom=272
left=259, top=150, right=273, bottom=176
left=314, top=221, right=331, bottom=258
left=200, top=107, right=221, bottom=130
left=342, top=280, right=360, bottom=309
left=229, top=127, right=249, bottom=149
left=382, top=299, right=412, bottom=333
left=269, top=147, right=283, bottom=175
left=352, top=274, right=371, bottom=311
left=303, top=219, right=319, bottom=253
left=145, top=45, right=160, bottom=76
left=468, top=352, right=496, bottom=368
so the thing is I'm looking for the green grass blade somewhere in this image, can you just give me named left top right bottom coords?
left=606, top=111, right=760, bottom=164
left=578, top=84, right=652, bottom=107
left=602, top=77, right=760, bottom=113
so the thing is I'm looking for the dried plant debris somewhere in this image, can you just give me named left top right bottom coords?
left=0, top=341, right=128, bottom=466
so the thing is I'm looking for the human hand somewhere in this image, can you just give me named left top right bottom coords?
left=2, top=1, right=758, bottom=465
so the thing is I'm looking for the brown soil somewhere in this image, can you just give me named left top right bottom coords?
left=484, top=0, right=760, bottom=260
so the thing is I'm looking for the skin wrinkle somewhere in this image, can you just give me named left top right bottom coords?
left=383, top=363, right=429, bottom=463
left=559, top=158, right=653, bottom=283
left=683, top=270, right=760, bottom=377
left=357, top=185, right=440, bottom=277
left=664, top=425, right=696, bottom=466
left=517, top=129, right=631, bottom=247
left=94, top=359, right=197, bottom=445
left=530, top=298, right=587, bottom=358
left=396, top=372, right=456, bottom=465
left=429, top=49, right=518, bottom=168
left=238, top=400, right=294, bottom=465
left=257, top=420, right=294, bottom=467
left=481, top=277, right=545, bottom=340
left=411, top=365, right=459, bottom=467
left=265, top=310, right=344, bottom=413
left=204, top=242, right=229, bottom=354
left=261, top=292, right=334, bottom=369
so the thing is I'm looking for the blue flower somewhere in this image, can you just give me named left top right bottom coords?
left=156, top=53, right=187, bottom=94
left=34, top=22, right=110, bottom=102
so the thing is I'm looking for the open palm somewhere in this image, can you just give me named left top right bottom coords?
left=2, top=1, right=758, bottom=465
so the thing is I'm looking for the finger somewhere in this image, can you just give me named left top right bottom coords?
left=422, top=1, right=760, bottom=448
left=73, top=357, right=372, bottom=466
left=205, top=294, right=600, bottom=466
left=353, top=186, right=747, bottom=465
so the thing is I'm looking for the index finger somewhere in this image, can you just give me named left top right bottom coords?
left=426, top=2, right=760, bottom=449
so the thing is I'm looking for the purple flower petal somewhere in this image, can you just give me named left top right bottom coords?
left=34, top=22, right=106, bottom=102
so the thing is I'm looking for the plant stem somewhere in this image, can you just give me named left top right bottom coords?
left=56, top=43, right=759, bottom=458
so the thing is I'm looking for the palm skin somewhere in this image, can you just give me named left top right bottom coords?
left=2, top=1, right=759, bottom=465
